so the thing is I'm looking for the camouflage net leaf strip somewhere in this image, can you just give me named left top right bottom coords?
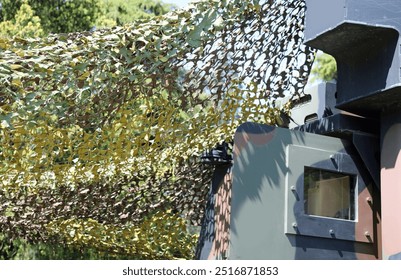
left=0, top=0, right=314, bottom=258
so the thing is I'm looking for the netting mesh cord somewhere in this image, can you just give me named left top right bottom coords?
left=0, top=0, right=314, bottom=256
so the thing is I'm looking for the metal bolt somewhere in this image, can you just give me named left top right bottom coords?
left=365, top=231, right=371, bottom=237
left=366, top=197, right=372, bottom=204
left=292, top=222, right=298, bottom=228
left=290, top=186, right=296, bottom=191
left=329, top=229, right=335, bottom=235
left=330, top=154, right=335, bottom=160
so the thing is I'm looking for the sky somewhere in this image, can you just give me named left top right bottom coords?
left=166, top=0, right=193, bottom=8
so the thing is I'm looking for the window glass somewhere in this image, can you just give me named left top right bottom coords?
left=304, top=167, right=355, bottom=220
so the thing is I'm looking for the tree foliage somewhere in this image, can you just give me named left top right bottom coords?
left=96, top=0, right=174, bottom=28
left=0, top=0, right=102, bottom=34
left=310, top=52, right=337, bottom=82
left=0, top=0, right=174, bottom=36
left=0, top=1, right=43, bottom=38
left=0, top=0, right=314, bottom=259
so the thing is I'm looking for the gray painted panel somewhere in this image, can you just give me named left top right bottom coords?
left=304, top=0, right=346, bottom=43
left=229, top=123, right=377, bottom=259
left=347, top=0, right=401, bottom=28
left=285, top=145, right=368, bottom=242
left=229, top=125, right=293, bottom=259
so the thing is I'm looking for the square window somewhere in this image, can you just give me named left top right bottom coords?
left=285, top=144, right=372, bottom=243
left=304, top=167, right=355, bottom=220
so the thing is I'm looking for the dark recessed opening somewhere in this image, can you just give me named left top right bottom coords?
left=304, top=113, right=318, bottom=124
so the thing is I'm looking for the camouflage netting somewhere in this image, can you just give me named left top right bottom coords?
left=0, top=0, right=314, bottom=258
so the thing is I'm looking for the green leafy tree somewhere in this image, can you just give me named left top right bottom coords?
left=310, top=52, right=337, bottom=82
left=96, top=0, right=175, bottom=28
left=0, top=0, right=102, bottom=34
left=0, top=1, right=43, bottom=38
left=0, top=0, right=174, bottom=35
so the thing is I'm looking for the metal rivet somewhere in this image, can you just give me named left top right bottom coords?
left=292, top=222, right=298, bottom=228
left=330, top=154, right=335, bottom=160
left=329, top=229, right=335, bottom=235
left=365, top=231, right=371, bottom=237
left=290, top=186, right=296, bottom=191
left=366, top=197, right=372, bottom=204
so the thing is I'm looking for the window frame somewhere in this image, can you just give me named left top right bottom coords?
left=285, top=145, right=373, bottom=243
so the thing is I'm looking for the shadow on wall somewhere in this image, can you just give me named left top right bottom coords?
left=196, top=122, right=300, bottom=259
left=222, top=122, right=380, bottom=259
left=195, top=166, right=232, bottom=260
left=230, top=123, right=301, bottom=237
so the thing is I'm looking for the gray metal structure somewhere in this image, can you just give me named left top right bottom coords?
left=289, top=82, right=338, bottom=129
left=228, top=123, right=378, bottom=259
left=305, top=0, right=401, bottom=116
left=197, top=0, right=401, bottom=260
